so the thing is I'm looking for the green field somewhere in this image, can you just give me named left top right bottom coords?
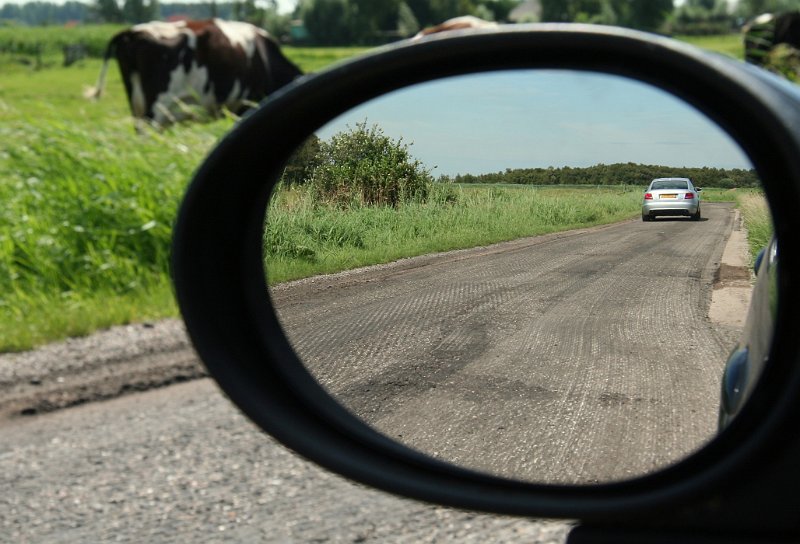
left=266, top=184, right=643, bottom=284
left=0, top=27, right=768, bottom=351
left=677, top=33, right=744, bottom=59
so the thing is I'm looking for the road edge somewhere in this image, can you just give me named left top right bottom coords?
left=708, top=208, right=754, bottom=328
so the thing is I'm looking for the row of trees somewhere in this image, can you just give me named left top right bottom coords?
left=298, top=0, right=800, bottom=43
left=0, top=1, right=293, bottom=38
left=7, top=0, right=800, bottom=44
left=282, top=131, right=760, bottom=191
left=300, top=0, right=519, bottom=44
left=445, top=163, right=760, bottom=188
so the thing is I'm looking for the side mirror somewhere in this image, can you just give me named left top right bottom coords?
left=172, top=25, right=800, bottom=542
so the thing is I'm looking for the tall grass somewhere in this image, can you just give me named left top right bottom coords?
left=264, top=184, right=642, bottom=284
left=736, top=193, right=773, bottom=261
left=0, top=61, right=234, bottom=350
left=0, top=114, right=234, bottom=350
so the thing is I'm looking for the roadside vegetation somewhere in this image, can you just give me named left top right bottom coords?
left=737, top=192, right=773, bottom=260
left=0, top=24, right=776, bottom=352
left=266, top=181, right=643, bottom=285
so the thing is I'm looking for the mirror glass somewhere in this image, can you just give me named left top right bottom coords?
left=265, top=70, right=772, bottom=484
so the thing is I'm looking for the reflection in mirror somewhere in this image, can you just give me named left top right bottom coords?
left=264, top=70, right=773, bottom=484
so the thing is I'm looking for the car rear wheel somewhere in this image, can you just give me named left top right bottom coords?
left=692, top=209, right=701, bottom=221
left=642, top=214, right=652, bottom=222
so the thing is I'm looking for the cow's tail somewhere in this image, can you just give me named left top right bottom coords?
left=84, top=34, right=119, bottom=100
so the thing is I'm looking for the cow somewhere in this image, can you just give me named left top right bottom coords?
left=743, top=11, right=800, bottom=65
left=86, top=19, right=303, bottom=127
left=412, top=15, right=499, bottom=40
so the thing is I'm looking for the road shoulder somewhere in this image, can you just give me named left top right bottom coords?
left=709, top=208, right=754, bottom=329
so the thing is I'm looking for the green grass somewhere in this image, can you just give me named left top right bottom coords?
left=0, top=26, right=765, bottom=351
left=0, top=24, right=126, bottom=69
left=265, top=184, right=642, bottom=284
left=0, top=65, right=235, bottom=350
left=676, top=33, right=744, bottom=59
left=736, top=193, right=773, bottom=261
left=284, top=46, right=372, bottom=72
left=695, top=188, right=773, bottom=261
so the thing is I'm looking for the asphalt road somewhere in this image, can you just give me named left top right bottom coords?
left=0, top=379, right=570, bottom=543
left=273, top=202, right=741, bottom=484
left=0, top=202, right=743, bottom=542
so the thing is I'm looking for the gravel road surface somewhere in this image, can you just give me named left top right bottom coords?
left=0, top=379, right=571, bottom=543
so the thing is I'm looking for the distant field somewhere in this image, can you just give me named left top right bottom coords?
left=265, top=184, right=643, bottom=284
left=0, top=26, right=762, bottom=351
left=0, top=23, right=743, bottom=68
left=677, top=33, right=744, bottom=59
left=0, top=24, right=370, bottom=72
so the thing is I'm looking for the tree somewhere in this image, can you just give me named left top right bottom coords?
left=121, top=0, right=158, bottom=23
left=429, top=0, right=479, bottom=23
left=300, top=0, right=402, bottom=44
left=540, top=0, right=576, bottom=22
left=300, top=0, right=359, bottom=44
left=281, top=135, right=322, bottom=185
left=540, top=0, right=672, bottom=30
left=618, top=0, right=673, bottom=31
left=397, top=1, right=421, bottom=37
left=93, top=0, right=124, bottom=23
left=480, top=0, right=521, bottom=22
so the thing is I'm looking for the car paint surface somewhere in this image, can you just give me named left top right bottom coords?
left=718, top=236, right=778, bottom=429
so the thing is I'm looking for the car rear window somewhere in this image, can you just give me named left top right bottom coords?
left=651, top=180, right=689, bottom=190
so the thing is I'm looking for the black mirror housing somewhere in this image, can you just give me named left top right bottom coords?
left=172, top=24, right=800, bottom=542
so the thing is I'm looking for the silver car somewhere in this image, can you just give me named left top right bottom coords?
left=642, top=177, right=701, bottom=221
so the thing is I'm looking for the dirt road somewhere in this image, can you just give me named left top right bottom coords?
left=273, top=202, right=744, bottom=484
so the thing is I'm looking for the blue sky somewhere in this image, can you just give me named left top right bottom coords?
left=317, top=70, right=753, bottom=177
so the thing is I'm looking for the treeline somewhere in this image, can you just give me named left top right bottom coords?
left=0, top=2, right=239, bottom=26
left=8, top=0, right=800, bottom=40
left=445, top=163, right=760, bottom=188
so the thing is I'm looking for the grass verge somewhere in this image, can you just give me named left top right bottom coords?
left=698, top=188, right=772, bottom=261
left=736, top=193, right=772, bottom=261
left=265, top=184, right=642, bottom=284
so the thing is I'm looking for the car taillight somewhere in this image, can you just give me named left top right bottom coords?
left=644, top=193, right=653, bottom=200
left=685, top=192, right=695, bottom=199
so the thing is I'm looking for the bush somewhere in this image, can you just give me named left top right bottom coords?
left=309, top=122, right=433, bottom=208
left=281, top=134, right=322, bottom=185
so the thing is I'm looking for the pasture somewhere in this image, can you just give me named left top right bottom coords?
left=0, top=26, right=764, bottom=351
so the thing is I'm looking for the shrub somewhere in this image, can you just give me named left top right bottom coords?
left=281, top=134, right=322, bottom=185
left=309, top=122, right=433, bottom=208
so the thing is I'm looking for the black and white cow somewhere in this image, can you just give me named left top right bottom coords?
left=743, top=11, right=800, bottom=65
left=87, top=19, right=303, bottom=127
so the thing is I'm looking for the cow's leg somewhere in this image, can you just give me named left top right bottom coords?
left=129, top=72, right=148, bottom=119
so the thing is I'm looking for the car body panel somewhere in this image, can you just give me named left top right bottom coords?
left=718, top=236, right=778, bottom=429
